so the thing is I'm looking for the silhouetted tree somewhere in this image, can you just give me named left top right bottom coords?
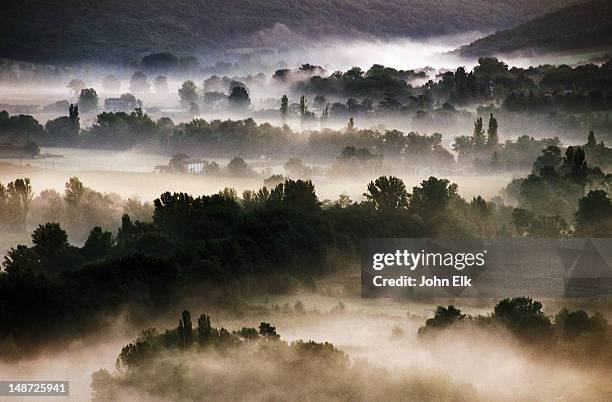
left=32, top=222, right=68, bottom=260
left=259, top=322, right=280, bottom=340
left=83, top=226, right=114, bottom=258
left=299, top=95, right=308, bottom=117
left=78, top=88, right=98, bottom=112
left=363, top=176, right=409, bottom=211
left=493, top=297, right=552, bottom=339
left=409, top=177, right=458, bottom=218
left=228, top=85, right=250, bottom=110
left=486, top=113, right=498, bottom=148
left=177, top=310, right=193, bottom=349
left=280, top=94, right=289, bottom=118
left=473, top=117, right=486, bottom=149
left=587, top=130, right=596, bottom=148
left=178, top=80, right=198, bottom=106
left=575, top=190, right=612, bottom=235
left=197, top=314, right=213, bottom=346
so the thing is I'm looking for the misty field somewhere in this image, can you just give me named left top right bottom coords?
left=1, top=295, right=610, bottom=401
left=0, top=147, right=514, bottom=203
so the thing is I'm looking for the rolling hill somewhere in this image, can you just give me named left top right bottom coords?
left=0, top=0, right=579, bottom=64
left=458, top=0, right=612, bottom=57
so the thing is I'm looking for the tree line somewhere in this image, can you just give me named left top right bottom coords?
left=1, top=160, right=611, bottom=354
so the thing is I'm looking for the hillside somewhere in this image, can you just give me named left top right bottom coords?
left=459, top=0, right=612, bottom=57
left=0, top=0, right=578, bottom=64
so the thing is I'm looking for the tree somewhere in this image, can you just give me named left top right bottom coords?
left=226, top=157, right=254, bottom=177
left=563, top=146, right=589, bottom=187
left=587, top=130, right=596, bottom=148
left=141, top=52, right=178, bottom=72
left=486, top=113, right=498, bottom=148
left=280, top=94, right=289, bottom=118
left=428, top=305, right=465, bottom=328
left=259, top=322, right=280, bottom=340
left=45, top=111, right=80, bottom=145
left=3, top=244, right=40, bottom=275
left=473, top=57, right=509, bottom=80
left=417, top=305, right=465, bottom=337
left=65, top=177, right=85, bottom=210
left=381, top=129, right=406, bottom=156
left=378, top=93, right=402, bottom=111
left=473, top=117, right=486, bottom=149
left=69, top=103, right=79, bottom=122
left=512, top=208, right=534, bottom=236
left=197, top=314, right=213, bottom=346
left=344, top=66, right=364, bottom=80
left=575, top=190, right=612, bottom=235
left=78, top=88, right=98, bottom=112
left=284, top=157, right=311, bottom=178
left=228, top=85, right=250, bottom=110
left=169, top=153, right=189, bottom=173
left=31, top=222, right=69, bottom=259
left=555, top=308, right=607, bottom=340
left=130, top=71, right=150, bottom=93
left=177, top=310, right=193, bottom=349
left=452, top=135, right=474, bottom=158
left=7, top=178, right=32, bottom=231
left=237, top=327, right=259, bottom=341
left=493, top=297, right=552, bottom=339
left=533, top=146, right=562, bottom=176
left=178, top=80, right=198, bottom=105
left=83, top=226, right=114, bottom=258
left=363, top=176, right=409, bottom=211
left=334, top=194, right=352, bottom=208
left=118, top=93, right=141, bottom=110
left=471, top=196, right=492, bottom=238
left=409, top=176, right=458, bottom=218
left=270, top=180, right=319, bottom=210
left=299, top=95, right=308, bottom=117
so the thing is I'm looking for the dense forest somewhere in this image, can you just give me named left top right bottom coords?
left=0, top=0, right=578, bottom=63
left=2, top=136, right=611, bottom=355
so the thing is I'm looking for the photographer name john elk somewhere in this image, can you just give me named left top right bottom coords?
left=372, top=275, right=472, bottom=287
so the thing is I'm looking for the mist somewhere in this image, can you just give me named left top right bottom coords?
left=1, top=295, right=610, bottom=401
left=1, top=10, right=612, bottom=400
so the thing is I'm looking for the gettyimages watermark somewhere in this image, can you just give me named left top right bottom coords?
left=361, top=238, right=612, bottom=298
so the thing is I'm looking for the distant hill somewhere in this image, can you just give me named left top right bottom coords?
left=458, top=0, right=612, bottom=57
left=0, top=0, right=578, bottom=64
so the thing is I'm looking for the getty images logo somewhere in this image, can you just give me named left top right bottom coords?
left=372, top=249, right=487, bottom=271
